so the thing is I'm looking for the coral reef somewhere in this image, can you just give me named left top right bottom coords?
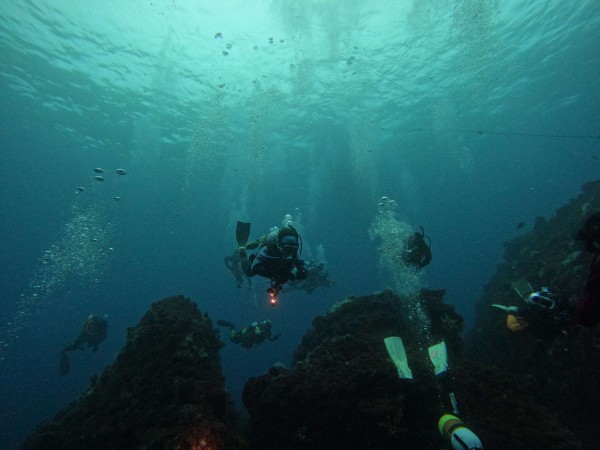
left=23, top=191, right=600, bottom=450
left=23, top=295, right=244, bottom=450
left=466, top=179, right=600, bottom=448
left=243, top=290, right=579, bottom=450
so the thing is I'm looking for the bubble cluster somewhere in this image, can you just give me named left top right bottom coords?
left=242, top=84, right=285, bottom=177
left=184, top=92, right=229, bottom=188
left=369, top=197, right=432, bottom=344
left=0, top=204, right=113, bottom=358
left=281, top=214, right=294, bottom=227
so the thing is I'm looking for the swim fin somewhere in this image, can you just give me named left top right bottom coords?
left=511, top=277, right=533, bottom=299
left=491, top=304, right=519, bottom=313
left=384, top=336, right=413, bottom=379
left=217, top=320, right=236, bottom=329
left=428, top=341, right=448, bottom=375
left=236, top=221, right=251, bottom=248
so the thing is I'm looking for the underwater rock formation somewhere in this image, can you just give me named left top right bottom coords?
left=467, top=179, right=600, bottom=448
left=243, top=290, right=579, bottom=450
left=23, top=295, right=243, bottom=450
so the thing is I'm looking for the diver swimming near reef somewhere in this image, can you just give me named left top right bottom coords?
left=59, top=314, right=108, bottom=376
left=403, top=225, right=432, bottom=269
left=491, top=213, right=600, bottom=335
left=491, top=280, right=573, bottom=339
left=231, top=220, right=308, bottom=306
left=217, top=319, right=280, bottom=349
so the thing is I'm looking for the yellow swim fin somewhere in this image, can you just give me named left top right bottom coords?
left=384, top=336, right=413, bottom=379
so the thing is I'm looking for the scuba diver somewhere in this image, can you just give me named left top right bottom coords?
left=217, top=319, right=280, bottom=349
left=234, top=220, right=308, bottom=306
left=491, top=280, right=572, bottom=339
left=286, top=259, right=334, bottom=294
left=59, top=314, right=108, bottom=376
left=574, top=212, right=600, bottom=327
left=403, top=225, right=432, bottom=269
left=384, top=337, right=483, bottom=449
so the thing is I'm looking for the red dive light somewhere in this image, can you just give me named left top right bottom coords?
left=267, top=286, right=280, bottom=307
left=269, top=295, right=278, bottom=307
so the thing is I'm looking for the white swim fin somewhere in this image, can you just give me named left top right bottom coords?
left=428, top=340, right=448, bottom=376
left=384, top=336, right=413, bottom=379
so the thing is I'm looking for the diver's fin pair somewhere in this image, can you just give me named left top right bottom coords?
left=511, top=277, right=533, bottom=299
left=385, top=337, right=448, bottom=379
left=236, top=221, right=251, bottom=248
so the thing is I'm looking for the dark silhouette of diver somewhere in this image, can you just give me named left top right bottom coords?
left=217, top=319, right=280, bottom=349
left=403, top=226, right=432, bottom=269
left=491, top=282, right=573, bottom=340
left=59, top=314, right=108, bottom=376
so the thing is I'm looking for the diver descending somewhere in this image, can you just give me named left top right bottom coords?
left=369, top=196, right=433, bottom=341
left=402, top=225, right=432, bottom=269
left=371, top=197, right=482, bottom=448
left=232, top=220, right=308, bottom=306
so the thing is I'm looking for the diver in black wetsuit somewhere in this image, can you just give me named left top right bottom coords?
left=59, top=314, right=107, bottom=376
left=234, top=221, right=308, bottom=305
left=217, top=319, right=280, bottom=349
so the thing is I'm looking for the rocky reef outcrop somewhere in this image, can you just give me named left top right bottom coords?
left=466, top=179, right=600, bottom=448
left=243, top=289, right=579, bottom=450
left=24, top=200, right=600, bottom=450
left=23, top=295, right=244, bottom=450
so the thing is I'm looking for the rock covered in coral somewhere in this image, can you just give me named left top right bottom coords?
left=23, top=295, right=244, bottom=450
left=466, top=179, right=600, bottom=448
left=243, top=290, right=578, bottom=450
